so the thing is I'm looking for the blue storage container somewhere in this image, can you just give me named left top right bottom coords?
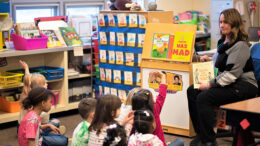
left=30, top=66, right=64, bottom=80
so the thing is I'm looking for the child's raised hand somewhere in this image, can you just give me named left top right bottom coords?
left=19, top=60, right=30, bottom=75
left=158, top=71, right=166, bottom=85
left=122, top=111, right=134, bottom=126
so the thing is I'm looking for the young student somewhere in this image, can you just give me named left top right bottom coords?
left=18, top=87, right=57, bottom=146
left=72, top=98, right=97, bottom=146
left=103, top=124, right=127, bottom=146
left=132, top=71, right=167, bottom=145
left=18, top=60, right=68, bottom=146
left=128, top=110, right=163, bottom=146
left=88, top=95, right=134, bottom=145
left=115, top=87, right=140, bottom=124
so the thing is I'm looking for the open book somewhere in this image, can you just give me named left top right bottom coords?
left=192, top=61, right=214, bottom=89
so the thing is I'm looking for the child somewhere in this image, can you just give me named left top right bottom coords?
left=115, top=87, right=140, bottom=124
left=72, top=98, right=97, bottom=146
left=18, top=87, right=57, bottom=146
left=103, top=124, right=127, bottom=146
left=128, top=110, right=163, bottom=146
left=132, top=71, right=167, bottom=145
left=88, top=95, right=134, bottom=145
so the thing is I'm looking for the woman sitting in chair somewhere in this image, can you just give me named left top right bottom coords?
left=187, top=8, right=258, bottom=146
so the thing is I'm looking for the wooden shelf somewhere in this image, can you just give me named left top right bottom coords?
left=0, top=111, right=19, bottom=124
left=68, top=73, right=92, bottom=80
left=47, top=78, right=64, bottom=83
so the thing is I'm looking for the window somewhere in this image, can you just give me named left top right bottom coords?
left=66, top=5, right=102, bottom=18
left=14, top=5, right=58, bottom=23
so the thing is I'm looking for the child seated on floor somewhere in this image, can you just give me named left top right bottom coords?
left=72, top=98, right=97, bottom=146
left=103, top=124, right=127, bottom=146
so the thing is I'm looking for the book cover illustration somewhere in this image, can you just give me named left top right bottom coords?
left=116, top=51, right=124, bottom=65
left=129, top=13, right=138, bottom=27
left=117, top=32, right=125, bottom=46
left=100, top=50, right=107, bottom=63
left=113, top=70, right=121, bottom=84
left=138, top=34, right=145, bottom=48
left=108, top=14, right=115, bottom=27
left=172, top=32, right=194, bottom=62
left=99, top=32, right=107, bottom=45
left=118, top=90, right=127, bottom=103
left=41, top=30, right=65, bottom=48
left=167, top=35, right=175, bottom=59
left=111, top=88, right=118, bottom=96
left=127, top=33, right=136, bottom=47
left=117, top=13, right=127, bottom=27
left=105, top=69, right=112, bottom=82
left=108, top=51, right=115, bottom=64
left=193, top=61, right=214, bottom=89
left=104, top=87, right=111, bottom=95
left=148, top=71, right=183, bottom=93
left=59, top=27, right=82, bottom=46
left=98, top=13, right=105, bottom=26
left=139, top=15, right=146, bottom=28
left=125, top=53, right=134, bottom=66
left=151, top=33, right=170, bottom=58
left=136, top=72, right=141, bottom=86
left=100, top=68, right=105, bottom=81
left=138, top=54, right=142, bottom=67
left=124, top=71, right=133, bottom=85
left=99, top=86, right=103, bottom=95
left=110, top=32, right=116, bottom=45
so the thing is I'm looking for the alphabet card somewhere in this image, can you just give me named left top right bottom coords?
left=117, top=13, right=127, bottom=27
left=108, top=51, right=115, bottom=64
left=118, top=90, right=127, bottom=103
left=108, top=14, right=115, bottom=27
left=104, top=87, right=110, bottom=95
left=127, top=33, right=136, bottom=47
left=110, top=32, right=116, bottom=45
left=98, top=14, right=105, bottom=26
left=111, top=88, right=118, bottom=96
left=113, top=70, right=121, bottom=84
left=116, top=51, right=124, bottom=65
left=117, top=32, right=125, bottom=46
left=129, top=13, right=138, bottom=27
left=99, top=32, right=107, bottom=45
left=124, top=71, right=133, bottom=85
left=138, top=34, right=145, bottom=48
left=100, top=50, right=107, bottom=63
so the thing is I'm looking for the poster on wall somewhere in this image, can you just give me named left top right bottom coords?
left=142, top=67, right=190, bottom=128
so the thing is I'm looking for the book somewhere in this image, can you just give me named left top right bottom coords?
left=41, top=30, right=66, bottom=48
left=151, top=33, right=170, bottom=58
left=192, top=61, right=215, bottom=89
left=59, top=27, right=83, bottom=46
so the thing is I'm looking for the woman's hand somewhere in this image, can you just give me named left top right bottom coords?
left=121, top=111, right=134, bottom=126
left=199, top=82, right=210, bottom=91
left=200, top=55, right=211, bottom=62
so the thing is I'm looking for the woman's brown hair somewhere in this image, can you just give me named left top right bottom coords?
left=219, top=8, right=250, bottom=46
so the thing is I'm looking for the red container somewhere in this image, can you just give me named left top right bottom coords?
left=51, top=90, right=60, bottom=105
left=11, top=33, right=48, bottom=50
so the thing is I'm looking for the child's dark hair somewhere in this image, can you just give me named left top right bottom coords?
left=22, top=87, right=54, bottom=110
left=89, top=95, right=121, bottom=135
left=78, top=98, right=97, bottom=120
left=132, top=89, right=154, bottom=112
left=103, top=124, right=127, bottom=146
left=134, top=110, right=155, bottom=134
left=174, top=75, right=179, bottom=80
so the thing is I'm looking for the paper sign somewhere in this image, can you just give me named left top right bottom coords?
left=240, top=118, right=250, bottom=130
left=73, top=46, right=83, bottom=56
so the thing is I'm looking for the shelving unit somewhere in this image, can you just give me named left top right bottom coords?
left=0, top=45, right=93, bottom=124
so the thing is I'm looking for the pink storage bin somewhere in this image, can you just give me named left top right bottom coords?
left=51, top=90, right=60, bottom=105
left=11, top=33, right=48, bottom=50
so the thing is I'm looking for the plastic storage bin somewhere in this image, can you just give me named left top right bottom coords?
left=51, top=90, right=59, bottom=105
left=0, top=72, right=24, bottom=87
left=0, top=96, right=20, bottom=113
left=11, top=33, right=48, bottom=50
left=30, top=66, right=64, bottom=80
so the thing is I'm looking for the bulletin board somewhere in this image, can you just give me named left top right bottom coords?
left=141, top=23, right=197, bottom=137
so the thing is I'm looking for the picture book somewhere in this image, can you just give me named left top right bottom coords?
left=118, top=90, right=126, bottom=103
left=129, top=13, right=138, bottom=27
left=116, top=51, right=124, bottom=65
left=136, top=72, right=141, bottom=86
left=99, top=86, right=103, bottom=95
left=100, top=50, right=107, bottom=63
left=99, top=32, right=107, bottom=45
left=108, top=14, right=115, bottom=27
left=171, top=32, right=194, bottom=62
left=104, top=87, right=111, bottom=95
left=59, top=27, right=83, bottom=46
left=127, top=33, right=136, bottom=47
left=124, top=71, right=133, bottom=85
left=117, top=32, right=125, bottom=46
left=125, top=53, right=134, bottom=66
left=111, top=88, right=117, bottom=96
left=139, top=15, right=146, bottom=28
left=100, top=68, right=105, bottom=81
left=41, top=30, right=66, bottom=48
left=110, top=32, right=116, bottom=45
left=192, top=61, right=214, bottom=89
left=113, top=70, right=121, bottom=84
left=105, top=69, right=112, bottom=82
left=98, top=14, right=105, bottom=27
left=19, top=29, right=40, bottom=39
left=138, top=34, right=145, bottom=48
left=108, top=51, right=115, bottom=64
left=117, top=13, right=127, bottom=27
left=151, top=33, right=170, bottom=58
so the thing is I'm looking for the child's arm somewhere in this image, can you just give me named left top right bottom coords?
left=19, top=60, right=30, bottom=75
left=28, top=138, right=35, bottom=146
left=41, top=124, right=60, bottom=134
left=154, top=72, right=167, bottom=114
left=121, top=111, right=134, bottom=137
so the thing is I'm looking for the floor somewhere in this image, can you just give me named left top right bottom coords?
left=0, top=110, right=234, bottom=146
